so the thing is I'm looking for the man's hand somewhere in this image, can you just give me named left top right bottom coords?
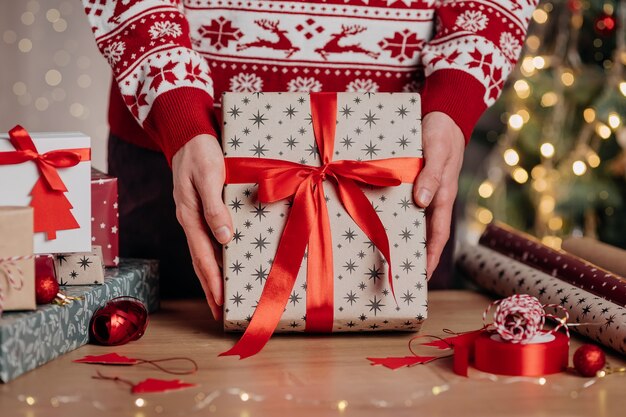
left=413, top=112, right=465, bottom=279
left=172, top=134, right=232, bottom=320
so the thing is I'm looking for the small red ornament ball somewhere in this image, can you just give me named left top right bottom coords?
left=35, top=274, right=59, bottom=304
left=573, top=344, right=606, bottom=377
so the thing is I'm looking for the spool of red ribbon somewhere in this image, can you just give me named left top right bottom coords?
left=90, top=297, right=148, bottom=346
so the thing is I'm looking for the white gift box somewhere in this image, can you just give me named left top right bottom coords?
left=0, top=130, right=91, bottom=254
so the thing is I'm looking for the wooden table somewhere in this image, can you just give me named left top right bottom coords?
left=1, top=291, right=624, bottom=417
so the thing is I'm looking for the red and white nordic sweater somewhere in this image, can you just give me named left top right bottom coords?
left=82, top=0, right=538, bottom=163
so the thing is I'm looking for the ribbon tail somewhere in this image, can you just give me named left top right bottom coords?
left=304, top=183, right=334, bottom=333
left=334, top=176, right=396, bottom=301
left=220, top=179, right=317, bottom=358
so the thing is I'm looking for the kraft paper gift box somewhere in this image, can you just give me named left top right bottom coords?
left=54, top=246, right=105, bottom=285
left=0, top=207, right=36, bottom=313
left=221, top=92, right=427, bottom=352
left=0, top=127, right=91, bottom=254
left=91, top=169, right=119, bottom=267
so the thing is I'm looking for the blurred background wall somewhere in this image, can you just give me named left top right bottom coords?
left=0, top=0, right=110, bottom=171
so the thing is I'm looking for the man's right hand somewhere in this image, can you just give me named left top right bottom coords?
left=172, top=134, right=232, bottom=320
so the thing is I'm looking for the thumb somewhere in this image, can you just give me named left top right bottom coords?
left=414, top=155, right=445, bottom=208
left=196, top=176, right=233, bottom=245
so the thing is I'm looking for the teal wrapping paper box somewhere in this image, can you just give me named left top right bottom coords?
left=0, top=259, right=159, bottom=382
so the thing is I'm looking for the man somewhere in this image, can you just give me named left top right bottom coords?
left=82, top=0, right=538, bottom=319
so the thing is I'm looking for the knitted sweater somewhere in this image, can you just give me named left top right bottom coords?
left=82, top=0, right=538, bottom=163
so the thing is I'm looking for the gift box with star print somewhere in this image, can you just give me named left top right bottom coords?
left=221, top=92, right=427, bottom=333
left=53, top=246, right=105, bottom=285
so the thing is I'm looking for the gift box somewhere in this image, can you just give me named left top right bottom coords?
left=0, top=126, right=91, bottom=254
left=91, top=169, right=119, bottom=267
left=54, top=246, right=105, bottom=285
left=0, top=207, right=36, bottom=313
left=221, top=92, right=427, bottom=356
left=0, top=259, right=159, bottom=382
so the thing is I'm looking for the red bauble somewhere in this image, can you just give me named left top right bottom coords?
left=573, top=344, right=606, bottom=377
left=35, top=274, right=59, bottom=304
left=594, top=13, right=616, bottom=37
left=90, top=297, right=149, bottom=346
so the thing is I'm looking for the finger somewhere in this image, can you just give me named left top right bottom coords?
left=193, top=172, right=233, bottom=245
left=175, top=183, right=225, bottom=308
left=425, top=174, right=458, bottom=278
left=414, top=140, right=449, bottom=208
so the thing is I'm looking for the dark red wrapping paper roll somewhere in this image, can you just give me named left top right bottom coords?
left=479, top=223, right=626, bottom=308
left=473, top=331, right=569, bottom=377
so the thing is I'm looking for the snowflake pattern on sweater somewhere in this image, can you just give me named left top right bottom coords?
left=81, top=0, right=538, bottom=161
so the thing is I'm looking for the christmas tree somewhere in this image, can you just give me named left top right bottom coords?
left=463, top=0, right=626, bottom=248
left=30, top=178, right=80, bottom=240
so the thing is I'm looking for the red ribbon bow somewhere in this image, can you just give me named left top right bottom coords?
left=220, top=93, right=423, bottom=358
left=0, top=125, right=90, bottom=239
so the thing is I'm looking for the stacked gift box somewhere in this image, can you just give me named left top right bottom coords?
left=458, top=222, right=626, bottom=355
left=0, top=126, right=159, bottom=382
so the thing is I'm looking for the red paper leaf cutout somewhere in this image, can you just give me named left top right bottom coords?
left=131, top=378, right=196, bottom=394
left=422, top=330, right=483, bottom=350
left=367, top=355, right=438, bottom=370
left=74, top=353, right=139, bottom=365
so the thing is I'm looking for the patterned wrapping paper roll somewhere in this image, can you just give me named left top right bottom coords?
left=479, top=223, right=626, bottom=308
left=457, top=244, right=626, bottom=355
left=562, top=237, right=626, bottom=279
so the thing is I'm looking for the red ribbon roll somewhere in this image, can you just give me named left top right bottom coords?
left=454, top=331, right=569, bottom=377
left=220, top=93, right=424, bottom=358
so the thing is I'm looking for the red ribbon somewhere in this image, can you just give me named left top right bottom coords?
left=220, top=93, right=423, bottom=358
left=1, top=125, right=90, bottom=239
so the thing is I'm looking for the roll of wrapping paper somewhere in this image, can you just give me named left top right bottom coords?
left=562, top=237, right=626, bottom=279
left=479, top=222, right=626, bottom=308
left=458, top=244, right=626, bottom=355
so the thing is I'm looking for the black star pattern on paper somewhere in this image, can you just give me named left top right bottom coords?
left=382, top=289, right=389, bottom=296
left=341, top=135, right=354, bottom=149
left=399, top=228, right=414, bottom=242
left=228, top=136, right=242, bottom=149
left=229, top=198, right=243, bottom=212
left=284, top=105, right=297, bottom=119
left=559, top=296, right=569, bottom=306
left=242, top=127, right=251, bottom=135
left=395, top=105, right=409, bottom=118
left=298, top=127, right=307, bottom=135
left=242, top=96, right=250, bottom=105
left=344, top=259, right=357, bottom=274
left=364, top=239, right=376, bottom=251
left=346, top=321, right=356, bottom=328
left=244, top=283, right=253, bottom=292
left=230, top=261, right=244, bottom=275
left=357, top=250, right=366, bottom=259
left=361, top=110, right=379, bottom=128
left=289, top=321, right=300, bottom=328
left=377, top=134, right=385, bottom=141
left=354, top=127, right=363, bottom=135
left=231, top=292, right=245, bottom=306
left=78, top=256, right=92, bottom=270
left=415, top=282, right=424, bottom=291
left=365, top=266, right=383, bottom=283
left=377, top=103, right=384, bottom=110
left=252, top=234, right=269, bottom=252
left=409, top=96, right=418, bottom=105
left=362, top=140, right=380, bottom=158
left=399, top=197, right=411, bottom=210
left=265, top=103, right=272, bottom=110
left=401, top=291, right=415, bottom=305
left=58, top=277, right=68, bottom=286
left=400, top=259, right=414, bottom=273
left=369, top=324, right=380, bottom=330
left=252, top=265, right=268, bottom=284
left=359, top=313, right=367, bottom=321
left=244, top=251, right=253, bottom=260
left=232, top=229, right=244, bottom=243
left=267, top=227, right=274, bottom=234
left=243, top=220, right=253, bottom=229
left=410, top=127, right=418, bottom=135
left=396, top=135, right=410, bottom=149
left=582, top=305, right=592, bottom=316
left=70, top=270, right=78, bottom=279
left=601, top=307, right=610, bottom=315
left=265, top=134, right=273, bottom=141
left=284, top=135, right=298, bottom=150
left=538, top=286, right=547, bottom=295
left=414, top=250, right=423, bottom=260
left=251, top=203, right=269, bottom=221
left=297, top=96, right=306, bottom=104
left=342, top=228, right=356, bottom=242
left=358, top=282, right=367, bottom=290
left=340, top=105, right=353, bottom=118
left=243, top=189, right=252, bottom=198
left=603, top=314, right=616, bottom=329
left=344, top=291, right=359, bottom=305
left=556, top=288, right=564, bottom=295
left=250, top=140, right=268, bottom=157
left=413, top=219, right=422, bottom=228
left=577, top=297, right=587, bottom=305
left=416, top=313, right=425, bottom=321
left=250, top=110, right=267, bottom=128
left=354, top=96, right=362, bottom=104
left=56, top=255, right=67, bottom=266
left=228, top=105, right=241, bottom=119
left=306, top=143, right=319, bottom=157
left=289, top=291, right=302, bottom=306
left=366, top=296, right=384, bottom=316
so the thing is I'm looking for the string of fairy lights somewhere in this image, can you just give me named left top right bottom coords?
left=471, top=0, right=626, bottom=248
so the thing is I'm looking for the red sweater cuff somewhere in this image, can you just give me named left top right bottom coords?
left=421, top=69, right=488, bottom=144
left=143, top=87, right=218, bottom=165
